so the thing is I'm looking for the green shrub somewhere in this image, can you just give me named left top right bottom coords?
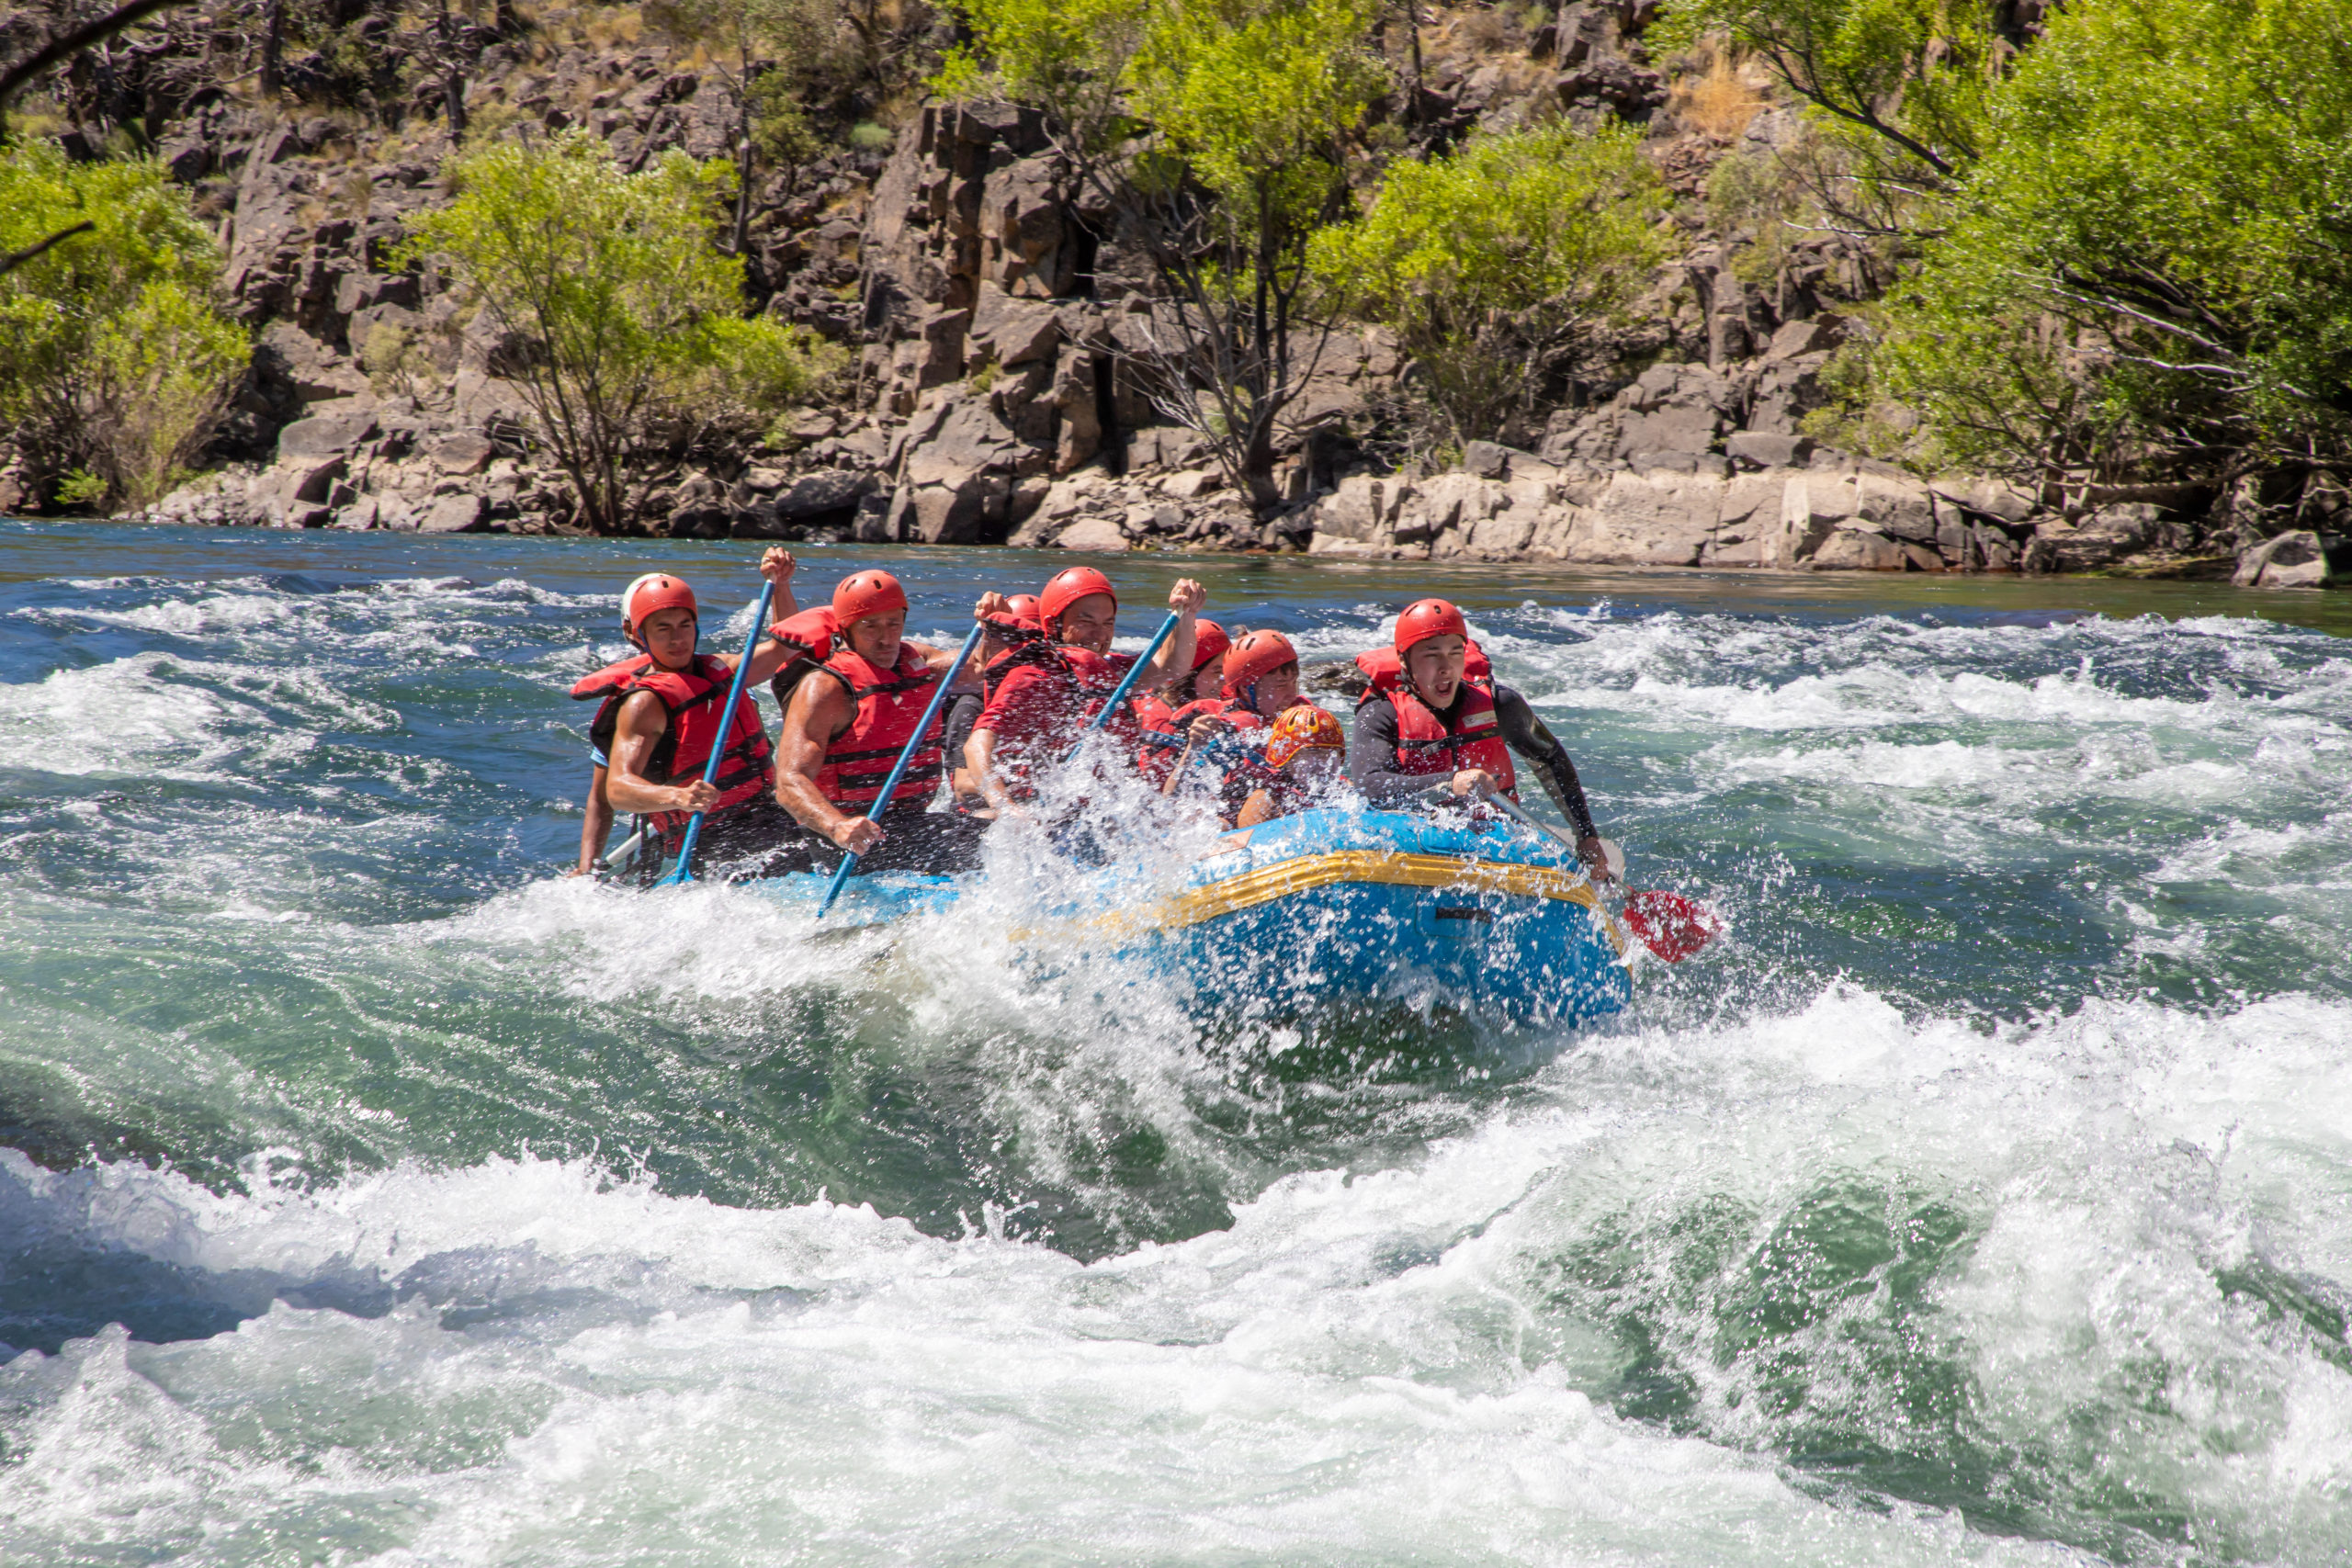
left=1312, top=122, right=1670, bottom=449
left=0, top=140, right=249, bottom=513
left=398, top=130, right=832, bottom=531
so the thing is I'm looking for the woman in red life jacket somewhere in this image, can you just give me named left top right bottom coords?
left=1234, top=703, right=1350, bottom=828
left=964, top=566, right=1208, bottom=815
left=571, top=549, right=805, bottom=880
left=1350, top=597, right=1613, bottom=881
left=945, top=592, right=1041, bottom=813
left=1133, top=618, right=1228, bottom=787
left=771, top=570, right=989, bottom=875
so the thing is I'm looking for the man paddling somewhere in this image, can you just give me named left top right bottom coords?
left=1351, top=597, right=1613, bottom=881
left=572, top=551, right=805, bottom=879
left=771, top=570, right=988, bottom=875
left=964, top=566, right=1208, bottom=815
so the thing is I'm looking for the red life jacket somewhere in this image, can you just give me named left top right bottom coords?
left=1351, top=638, right=1493, bottom=695
left=575, top=652, right=776, bottom=844
left=1353, top=647, right=1516, bottom=797
left=984, top=643, right=1145, bottom=801
left=1381, top=683, right=1517, bottom=796
left=767, top=605, right=843, bottom=711
left=808, top=644, right=944, bottom=814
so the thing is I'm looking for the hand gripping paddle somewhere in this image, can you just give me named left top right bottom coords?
left=654, top=580, right=775, bottom=887
left=815, top=618, right=989, bottom=920
left=1482, top=791, right=1719, bottom=963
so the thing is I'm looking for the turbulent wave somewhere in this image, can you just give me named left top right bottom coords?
left=2, top=523, right=2348, bottom=1564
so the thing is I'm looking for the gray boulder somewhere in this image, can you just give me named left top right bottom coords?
left=417, top=493, right=489, bottom=533
left=2233, top=528, right=2346, bottom=589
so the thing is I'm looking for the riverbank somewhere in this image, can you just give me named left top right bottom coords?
left=119, top=430, right=2345, bottom=590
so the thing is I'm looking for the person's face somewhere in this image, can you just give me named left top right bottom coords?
left=1250, top=661, right=1302, bottom=718
left=638, top=606, right=698, bottom=668
left=1288, top=748, right=1342, bottom=786
left=1404, top=635, right=1467, bottom=707
left=1056, top=593, right=1117, bottom=653
left=845, top=609, right=905, bottom=667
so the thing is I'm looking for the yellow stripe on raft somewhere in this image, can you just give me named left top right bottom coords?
left=1030, top=851, right=1630, bottom=956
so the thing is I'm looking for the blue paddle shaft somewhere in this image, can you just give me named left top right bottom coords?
left=1058, top=610, right=1183, bottom=766
left=656, top=580, right=775, bottom=886
left=815, top=619, right=989, bottom=920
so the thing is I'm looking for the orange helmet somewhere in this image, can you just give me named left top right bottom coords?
left=1222, top=628, right=1298, bottom=701
left=832, top=570, right=908, bottom=623
left=1264, top=703, right=1344, bottom=771
left=621, top=573, right=696, bottom=643
left=1040, top=566, right=1116, bottom=629
left=1005, top=592, right=1042, bottom=627
left=1394, top=597, right=1468, bottom=655
left=1191, top=618, right=1230, bottom=672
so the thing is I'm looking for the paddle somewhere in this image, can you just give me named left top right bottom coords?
left=1058, top=611, right=1183, bottom=766
left=1481, top=791, right=1719, bottom=962
left=815, top=618, right=989, bottom=920
left=653, top=581, right=775, bottom=887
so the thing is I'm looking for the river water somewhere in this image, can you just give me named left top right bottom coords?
left=4, top=518, right=2350, bottom=1567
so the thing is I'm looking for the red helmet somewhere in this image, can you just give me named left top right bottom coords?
left=1222, top=628, right=1298, bottom=700
left=1264, top=703, right=1344, bottom=771
left=1005, top=593, right=1043, bottom=627
left=621, top=573, right=696, bottom=641
left=1190, top=618, right=1230, bottom=672
left=832, top=570, right=908, bottom=623
left=1394, top=597, right=1469, bottom=655
left=1040, top=566, right=1116, bottom=629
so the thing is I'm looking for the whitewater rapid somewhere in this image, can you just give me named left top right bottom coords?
left=2, top=523, right=2348, bottom=1565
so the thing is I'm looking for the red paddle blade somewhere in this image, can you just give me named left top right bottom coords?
left=1623, top=889, right=1720, bottom=963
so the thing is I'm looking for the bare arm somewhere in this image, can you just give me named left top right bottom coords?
left=605, top=690, right=718, bottom=816
left=1137, top=578, right=1206, bottom=693
left=571, top=764, right=615, bottom=875
left=965, top=725, right=1024, bottom=816
left=775, top=673, right=882, bottom=852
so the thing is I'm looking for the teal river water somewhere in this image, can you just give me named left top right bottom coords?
left=4, top=518, right=2350, bottom=1566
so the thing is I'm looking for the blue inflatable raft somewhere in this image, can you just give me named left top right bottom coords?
left=751, top=807, right=1632, bottom=1030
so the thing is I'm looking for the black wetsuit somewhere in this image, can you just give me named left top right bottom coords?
left=1349, top=681, right=1600, bottom=840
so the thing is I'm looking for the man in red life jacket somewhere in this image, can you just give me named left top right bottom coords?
left=1133, top=617, right=1228, bottom=787
left=769, top=569, right=989, bottom=875
left=945, top=592, right=1041, bottom=813
left=1351, top=597, right=1613, bottom=881
left=572, top=550, right=805, bottom=880
left=964, top=566, right=1208, bottom=815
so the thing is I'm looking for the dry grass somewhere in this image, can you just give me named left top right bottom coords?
left=1672, top=51, right=1770, bottom=139
left=583, top=6, right=644, bottom=50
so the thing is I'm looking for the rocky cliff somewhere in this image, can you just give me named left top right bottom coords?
left=13, top=0, right=2338, bottom=583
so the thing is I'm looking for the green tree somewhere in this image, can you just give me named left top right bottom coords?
left=397, top=130, right=835, bottom=533
left=1312, top=122, right=1671, bottom=451
left=1654, top=0, right=2004, bottom=186
left=942, top=0, right=1386, bottom=511
left=1871, top=0, right=2352, bottom=491
left=0, top=138, right=248, bottom=512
